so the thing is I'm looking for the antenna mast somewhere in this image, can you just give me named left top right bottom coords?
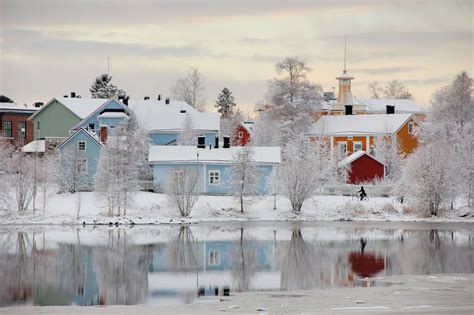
left=344, top=36, right=347, bottom=73
left=107, top=57, right=110, bottom=75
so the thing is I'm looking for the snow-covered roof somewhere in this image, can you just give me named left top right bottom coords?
left=308, top=113, right=414, bottom=136
left=98, top=112, right=128, bottom=119
left=354, top=98, right=425, bottom=113
left=148, top=146, right=281, bottom=164
left=339, top=150, right=384, bottom=166
left=30, top=97, right=109, bottom=120
left=128, top=100, right=220, bottom=132
left=0, top=103, right=38, bottom=113
left=241, top=121, right=254, bottom=133
left=21, top=140, right=45, bottom=153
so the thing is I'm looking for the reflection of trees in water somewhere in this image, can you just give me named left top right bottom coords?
left=58, top=231, right=87, bottom=302
left=93, top=230, right=150, bottom=305
left=230, top=228, right=257, bottom=292
left=281, top=229, right=318, bottom=290
left=165, top=226, right=199, bottom=272
left=399, top=230, right=474, bottom=275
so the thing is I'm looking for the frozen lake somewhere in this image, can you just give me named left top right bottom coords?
left=0, top=221, right=472, bottom=307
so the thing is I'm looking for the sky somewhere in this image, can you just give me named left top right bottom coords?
left=0, top=0, right=472, bottom=113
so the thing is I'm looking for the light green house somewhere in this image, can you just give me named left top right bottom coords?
left=29, top=97, right=108, bottom=139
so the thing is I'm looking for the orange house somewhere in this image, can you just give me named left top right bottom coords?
left=307, top=113, right=419, bottom=157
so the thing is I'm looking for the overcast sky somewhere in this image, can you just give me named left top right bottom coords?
left=1, top=0, right=472, bottom=113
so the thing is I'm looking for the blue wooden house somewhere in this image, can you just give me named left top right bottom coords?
left=148, top=145, right=281, bottom=195
left=128, top=99, right=219, bottom=146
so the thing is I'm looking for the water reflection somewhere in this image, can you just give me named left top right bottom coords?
left=0, top=224, right=472, bottom=306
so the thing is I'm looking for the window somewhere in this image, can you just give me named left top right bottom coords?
left=37, top=121, right=40, bottom=130
left=18, top=122, right=26, bottom=139
left=78, top=141, right=86, bottom=151
left=172, top=169, right=185, bottom=183
left=89, top=123, right=95, bottom=130
left=238, top=131, right=244, bottom=139
left=408, top=122, right=415, bottom=135
left=353, top=141, right=362, bottom=152
left=209, top=251, right=220, bottom=265
left=209, top=170, right=220, bottom=184
left=109, top=125, right=115, bottom=129
left=3, top=121, right=12, bottom=138
left=338, top=142, right=347, bottom=157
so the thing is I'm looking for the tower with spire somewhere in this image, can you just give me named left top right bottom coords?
left=335, top=36, right=354, bottom=110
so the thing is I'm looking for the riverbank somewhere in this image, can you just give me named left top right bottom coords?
left=0, top=192, right=472, bottom=225
left=1, top=274, right=472, bottom=314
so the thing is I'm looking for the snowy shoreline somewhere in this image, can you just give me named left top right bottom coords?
left=0, top=191, right=472, bottom=225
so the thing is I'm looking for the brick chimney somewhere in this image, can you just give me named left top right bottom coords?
left=100, top=125, right=108, bottom=143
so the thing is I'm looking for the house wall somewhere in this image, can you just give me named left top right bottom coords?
left=98, top=117, right=126, bottom=136
left=0, top=112, right=35, bottom=146
left=77, top=100, right=127, bottom=131
left=33, top=100, right=81, bottom=139
left=150, top=131, right=218, bottom=146
left=151, top=162, right=275, bottom=195
left=232, top=125, right=251, bottom=146
left=348, top=155, right=384, bottom=184
left=58, top=131, right=102, bottom=189
left=333, top=136, right=372, bottom=156
left=396, top=118, right=418, bottom=155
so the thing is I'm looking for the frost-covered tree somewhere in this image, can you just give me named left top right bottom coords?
left=177, top=113, right=197, bottom=146
left=0, top=140, right=13, bottom=210
left=368, top=80, right=412, bottom=99
left=419, top=71, right=473, bottom=207
left=221, top=109, right=244, bottom=145
left=264, top=57, right=323, bottom=144
left=37, top=153, right=59, bottom=214
left=59, top=146, right=88, bottom=193
left=9, top=152, right=36, bottom=212
left=95, top=118, right=149, bottom=216
left=250, top=111, right=280, bottom=146
left=280, top=136, right=320, bottom=212
left=166, top=168, right=200, bottom=217
left=90, top=73, right=127, bottom=99
left=170, top=67, right=206, bottom=111
left=399, top=144, right=459, bottom=216
left=229, top=146, right=259, bottom=213
left=374, top=135, right=402, bottom=182
left=215, top=87, right=236, bottom=118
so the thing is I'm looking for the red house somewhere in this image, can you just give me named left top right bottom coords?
left=340, top=151, right=385, bottom=184
left=232, top=121, right=253, bottom=146
left=0, top=103, right=37, bottom=147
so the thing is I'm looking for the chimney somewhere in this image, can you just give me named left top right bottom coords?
left=158, top=94, right=161, bottom=101
left=345, top=105, right=353, bottom=115
left=165, top=98, right=170, bottom=105
left=223, top=135, right=230, bottom=148
left=71, top=92, right=76, bottom=98
left=144, top=96, right=150, bottom=100
left=34, top=102, right=44, bottom=108
left=123, top=97, right=129, bottom=106
left=386, top=105, right=395, bottom=114
left=197, top=135, right=205, bottom=148
left=64, top=95, right=68, bottom=98
left=214, top=136, right=219, bottom=148
left=100, top=125, right=108, bottom=143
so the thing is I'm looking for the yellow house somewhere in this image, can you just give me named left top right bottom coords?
left=307, top=113, right=419, bottom=157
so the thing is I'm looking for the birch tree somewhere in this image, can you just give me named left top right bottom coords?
left=229, top=146, right=259, bottom=213
left=166, top=168, right=200, bottom=217
left=170, top=67, right=206, bottom=111
left=280, top=136, right=320, bottom=212
left=177, top=113, right=197, bottom=146
left=374, top=135, right=402, bottom=182
left=0, top=140, right=13, bottom=210
left=59, top=145, right=88, bottom=193
left=95, top=118, right=149, bottom=216
left=37, top=153, right=59, bottom=214
left=10, top=151, right=36, bottom=212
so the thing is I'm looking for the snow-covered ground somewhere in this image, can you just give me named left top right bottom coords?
left=0, top=192, right=472, bottom=225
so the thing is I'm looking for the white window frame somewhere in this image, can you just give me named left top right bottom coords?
left=238, top=131, right=244, bottom=139
left=353, top=141, right=362, bottom=152
left=78, top=141, right=86, bottom=151
left=338, top=142, right=347, bottom=157
left=172, top=169, right=185, bottom=183
left=408, top=122, right=415, bottom=135
left=209, top=170, right=220, bottom=185
left=209, top=251, right=220, bottom=265
left=3, top=121, right=12, bottom=138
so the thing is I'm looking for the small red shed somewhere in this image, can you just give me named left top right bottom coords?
left=340, top=151, right=385, bottom=184
left=232, top=121, right=253, bottom=146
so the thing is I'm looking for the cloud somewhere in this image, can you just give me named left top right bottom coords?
left=352, top=66, right=423, bottom=75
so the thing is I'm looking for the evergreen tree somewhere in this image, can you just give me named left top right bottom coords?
left=89, top=74, right=127, bottom=99
left=215, top=87, right=236, bottom=118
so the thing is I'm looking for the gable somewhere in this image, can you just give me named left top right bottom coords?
left=75, top=99, right=131, bottom=130
left=32, top=99, right=82, bottom=138
left=57, top=128, right=103, bottom=152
